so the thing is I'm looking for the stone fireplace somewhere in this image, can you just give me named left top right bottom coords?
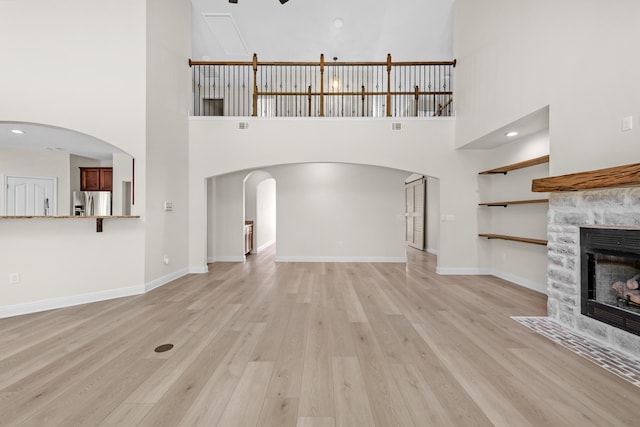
left=546, top=186, right=640, bottom=355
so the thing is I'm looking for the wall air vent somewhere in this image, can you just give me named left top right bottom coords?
left=392, top=123, right=402, bottom=131
left=238, top=122, right=249, bottom=130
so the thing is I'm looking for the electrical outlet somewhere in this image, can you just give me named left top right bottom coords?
left=163, top=255, right=169, bottom=265
left=9, top=273, right=20, bottom=284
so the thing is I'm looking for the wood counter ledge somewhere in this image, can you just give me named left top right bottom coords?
left=532, top=162, right=640, bottom=192
left=0, top=215, right=140, bottom=232
left=0, top=215, right=140, bottom=219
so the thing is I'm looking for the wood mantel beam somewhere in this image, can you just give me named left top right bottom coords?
left=532, top=163, right=640, bottom=192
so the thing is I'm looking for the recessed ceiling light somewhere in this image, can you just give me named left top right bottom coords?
left=10, top=129, right=24, bottom=134
left=333, top=18, right=344, bottom=29
left=505, top=131, right=518, bottom=137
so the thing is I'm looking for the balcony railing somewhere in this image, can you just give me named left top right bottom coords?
left=189, top=54, right=455, bottom=118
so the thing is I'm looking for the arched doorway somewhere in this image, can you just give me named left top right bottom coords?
left=243, top=171, right=276, bottom=258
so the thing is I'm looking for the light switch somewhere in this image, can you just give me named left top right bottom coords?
left=622, top=116, right=633, bottom=132
left=163, top=201, right=173, bottom=211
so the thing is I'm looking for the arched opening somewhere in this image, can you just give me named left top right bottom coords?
left=243, top=171, right=276, bottom=259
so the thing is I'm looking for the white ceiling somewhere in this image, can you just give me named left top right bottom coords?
left=191, top=0, right=454, bottom=62
left=0, top=122, right=126, bottom=161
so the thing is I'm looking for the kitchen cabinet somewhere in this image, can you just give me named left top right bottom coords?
left=80, top=167, right=113, bottom=191
left=244, top=221, right=254, bottom=255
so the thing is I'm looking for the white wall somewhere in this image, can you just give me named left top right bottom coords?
left=1, top=148, right=70, bottom=216
left=145, top=0, right=191, bottom=281
left=256, top=178, right=276, bottom=252
left=244, top=171, right=276, bottom=253
left=189, top=117, right=486, bottom=273
left=426, top=176, right=440, bottom=254
left=206, top=177, right=217, bottom=263
left=213, top=172, right=246, bottom=261
left=209, top=164, right=408, bottom=262
left=454, top=0, right=640, bottom=175
left=272, top=163, right=407, bottom=261
left=0, top=0, right=150, bottom=315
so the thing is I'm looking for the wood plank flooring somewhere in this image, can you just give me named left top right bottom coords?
left=1, top=247, right=639, bottom=426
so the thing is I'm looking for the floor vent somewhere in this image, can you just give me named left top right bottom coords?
left=154, top=343, right=174, bottom=353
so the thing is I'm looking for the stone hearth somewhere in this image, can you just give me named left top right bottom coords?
left=547, top=186, right=640, bottom=356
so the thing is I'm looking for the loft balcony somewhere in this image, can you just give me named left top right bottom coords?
left=190, top=54, right=455, bottom=118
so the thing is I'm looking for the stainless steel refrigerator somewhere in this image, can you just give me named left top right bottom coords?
left=73, top=191, right=111, bottom=216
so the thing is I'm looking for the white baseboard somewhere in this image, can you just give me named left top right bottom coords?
left=0, top=267, right=194, bottom=319
left=253, top=240, right=275, bottom=254
left=490, top=269, right=547, bottom=294
left=427, top=247, right=438, bottom=255
left=189, top=265, right=209, bottom=274
left=145, top=268, right=189, bottom=292
left=0, top=285, right=145, bottom=319
left=208, top=256, right=245, bottom=263
left=435, top=266, right=546, bottom=294
left=436, top=267, right=490, bottom=275
left=275, top=256, right=407, bottom=263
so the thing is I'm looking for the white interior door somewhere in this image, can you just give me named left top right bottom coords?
left=405, top=177, right=425, bottom=250
left=6, top=176, right=57, bottom=216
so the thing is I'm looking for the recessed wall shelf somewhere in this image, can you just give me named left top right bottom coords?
left=478, top=233, right=547, bottom=246
left=478, top=155, right=550, bottom=247
left=478, top=199, right=548, bottom=207
left=479, top=155, right=549, bottom=175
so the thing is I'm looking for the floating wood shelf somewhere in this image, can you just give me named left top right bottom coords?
left=478, top=233, right=548, bottom=246
left=532, top=162, right=640, bottom=192
left=479, top=155, right=549, bottom=175
left=478, top=199, right=549, bottom=207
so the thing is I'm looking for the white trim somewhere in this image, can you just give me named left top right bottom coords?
left=145, top=268, right=189, bottom=292
left=436, top=267, right=490, bottom=275
left=0, top=285, right=145, bottom=319
left=189, top=265, right=209, bottom=274
left=275, top=256, right=407, bottom=263
left=426, top=247, right=438, bottom=255
left=253, top=239, right=275, bottom=254
left=436, top=266, right=547, bottom=294
left=489, top=269, right=547, bottom=295
left=209, top=256, right=245, bottom=262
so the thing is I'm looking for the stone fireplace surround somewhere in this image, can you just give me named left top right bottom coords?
left=546, top=186, right=640, bottom=356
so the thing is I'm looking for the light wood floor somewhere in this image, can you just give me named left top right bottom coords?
left=1, top=247, right=639, bottom=426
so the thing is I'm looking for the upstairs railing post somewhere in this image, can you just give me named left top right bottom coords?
left=361, top=85, right=366, bottom=117
left=319, top=54, right=325, bottom=117
left=307, top=85, right=312, bottom=117
left=414, top=85, right=419, bottom=117
left=386, top=53, right=392, bottom=117
left=252, top=53, right=258, bottom=117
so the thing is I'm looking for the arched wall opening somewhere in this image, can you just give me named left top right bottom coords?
left=206, top=162, right=440, bottom=264
left=243, top=171, right=276, bottom=258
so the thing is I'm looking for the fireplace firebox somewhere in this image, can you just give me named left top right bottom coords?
left=581, top=227, right=640, bottom=337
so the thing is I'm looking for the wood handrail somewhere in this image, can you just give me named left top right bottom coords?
left=189, top=58, right=457, bottom=67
